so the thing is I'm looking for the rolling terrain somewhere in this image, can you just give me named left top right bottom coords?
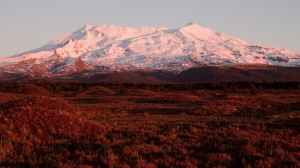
left=0, top=82, right=299, bottom=167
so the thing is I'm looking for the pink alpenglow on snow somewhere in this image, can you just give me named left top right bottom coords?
left=0, top=23, right=299, bottom=75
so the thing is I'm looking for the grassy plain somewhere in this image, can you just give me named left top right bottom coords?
left=0, top=82, right=299, bottom=167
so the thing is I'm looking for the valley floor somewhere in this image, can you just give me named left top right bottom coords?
left=0, top=83, right=299, bottom=167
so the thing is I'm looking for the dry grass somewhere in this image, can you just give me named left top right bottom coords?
left=0, top=83, right=299, bottom=167
left=76, top=86, right=115, bottom=97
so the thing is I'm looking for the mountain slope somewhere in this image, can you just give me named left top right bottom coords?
left=0, top=23, right=300, bottom=77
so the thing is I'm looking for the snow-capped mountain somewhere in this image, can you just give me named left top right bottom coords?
left=0, top=23, right=300, bottom=76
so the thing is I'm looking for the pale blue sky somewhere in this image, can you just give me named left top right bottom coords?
left=0, top=0, right=299, bottom=57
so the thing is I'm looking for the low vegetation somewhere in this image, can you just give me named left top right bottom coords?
left=0, top=82, right=299, bottom=167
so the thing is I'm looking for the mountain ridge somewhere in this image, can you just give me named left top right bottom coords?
left=0, top=23, right=299, bottom=80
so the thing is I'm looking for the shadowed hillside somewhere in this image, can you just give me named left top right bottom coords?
left=1, top=65, right=300, bottom=83
left=175, top=66, right=300, bottom=83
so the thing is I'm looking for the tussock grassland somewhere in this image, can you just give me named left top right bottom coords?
left=0, top=82, right=299, bottom=167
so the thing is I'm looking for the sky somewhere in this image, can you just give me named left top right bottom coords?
left=0, top=0, right=299, bottom=57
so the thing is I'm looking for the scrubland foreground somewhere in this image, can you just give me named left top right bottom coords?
left=0, top=82, right=299, bottom=167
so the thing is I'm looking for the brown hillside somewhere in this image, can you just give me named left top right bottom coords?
left=0, top=96, right=99, bottom=141
left=77, top=86, right=115, bottom=97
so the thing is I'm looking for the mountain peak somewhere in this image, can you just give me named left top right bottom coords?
left=185, top=22, right=198, bottom=27
left=83, top=24, right=93, bottom=29
left=180, top=22, right=214, bottom=34
left=183, top=22, right=207, bottom=29
left=77, top=25, right=94, bottom=32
